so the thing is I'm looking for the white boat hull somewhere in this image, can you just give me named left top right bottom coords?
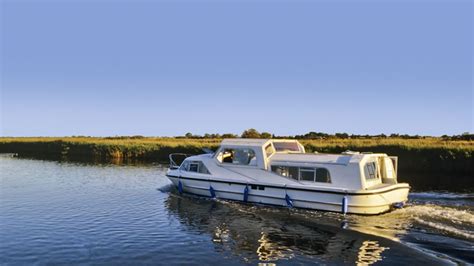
left=166, top=175, right=410, bottom=215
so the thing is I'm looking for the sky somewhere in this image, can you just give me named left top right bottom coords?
left=1, top=0, right=473, bottom=137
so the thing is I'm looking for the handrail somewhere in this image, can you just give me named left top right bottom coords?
left=169, top=153, right=189, bottom=169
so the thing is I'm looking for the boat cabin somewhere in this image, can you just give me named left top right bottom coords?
left=211, top=139, right=398, bottom=190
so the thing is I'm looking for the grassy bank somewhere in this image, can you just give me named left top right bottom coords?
left=0, top=137, right=221, bottom=162
left=0, top=137, right=472, bottom=190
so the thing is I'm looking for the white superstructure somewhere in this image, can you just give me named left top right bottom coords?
left=166, top=139, right=409, bottom=215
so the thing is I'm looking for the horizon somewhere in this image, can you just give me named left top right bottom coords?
left=1, top=1, right=473, bottom=137
left=0, top=130, right=472, bottom=138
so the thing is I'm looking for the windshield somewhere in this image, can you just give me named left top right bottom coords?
left=273, top=142, right=301, bottom=152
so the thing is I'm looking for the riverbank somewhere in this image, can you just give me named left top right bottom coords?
left=0, top=137, right=472, bottom=190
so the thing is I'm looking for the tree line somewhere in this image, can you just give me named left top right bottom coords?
left=178, top=129, right=473, bottom=140
left=69, top=131, right=473, bottom=140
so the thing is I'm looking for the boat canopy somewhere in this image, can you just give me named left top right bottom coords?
left=270, top=153, right=362, bottom=166
left=220, top=139, right=305, bottom=153
left=220, top=138, right=271, bottom=147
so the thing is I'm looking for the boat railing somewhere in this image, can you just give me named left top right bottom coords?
left=169, top=153, right=189, bottom=169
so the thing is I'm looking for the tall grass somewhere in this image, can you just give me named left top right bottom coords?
left=299, top=138, right=473, bottom=173
left=0, top=137, right=220, bottom=162
left=1, top=137, right=473, bottom=180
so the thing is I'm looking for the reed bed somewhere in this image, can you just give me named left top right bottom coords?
left=1, top=137, right=473, bottom=180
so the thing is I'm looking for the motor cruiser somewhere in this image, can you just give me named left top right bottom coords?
left=166, top=139, right=410, bottom=215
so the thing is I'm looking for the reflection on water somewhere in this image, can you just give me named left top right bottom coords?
left=256, top=232, right=297, bottom=262
left=164, top=193, right=448, bottom=265
left=356, top=240, right=387, bottom=265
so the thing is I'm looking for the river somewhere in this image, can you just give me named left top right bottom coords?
left=0, top=155, right=472, bottom=265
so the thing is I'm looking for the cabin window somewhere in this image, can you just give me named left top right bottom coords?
left=220, top=148, right=256, bottom=166
left=181, top=160, right=210, bottom=174
left=265, top=144, right=275, bottom=158
left=189, top=163, right=199, bottom=172
left=300, top=168, right=316, bottom=181
left=179, top=161, right=189, bottom=171
left=365, top=162, right=378, bottom=180
left=383, top=157, right=396, bottom=179
left=273, top=142, right=301, bottom=152
left=271, top=165, right=287, bottom=177
left=199, top=163, right=210, bottom=174
left=271, top=165, right=298, bottom=180
left=316, top=168, right=331, bottom=183
left=271, top=165, right=331, bottom=183
left=288, top=167, right=299, bottom=179
left=250, top=185, right=265, bottom=190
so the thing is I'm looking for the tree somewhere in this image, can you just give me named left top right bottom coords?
left=221, top=133, right=238, bottom=138
left=241, top=128, right=261, bottom=138
left=335, top=133, right=349, bottom=139
left=185, top=132, right=193, bottom=138
left=260, top=132, right=272, bottom=139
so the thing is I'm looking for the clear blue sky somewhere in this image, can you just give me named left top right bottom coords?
left=1, top=0, right=472, bottom=137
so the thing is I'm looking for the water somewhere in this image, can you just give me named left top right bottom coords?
left=0, top=155, right=473, bottom=265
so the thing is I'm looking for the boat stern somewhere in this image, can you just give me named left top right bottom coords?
left=347, top=183, right=410, bottom=215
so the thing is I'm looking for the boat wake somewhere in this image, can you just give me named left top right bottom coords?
left=322, top=202, right=474, bottom=264
left=413, top=217, right=473, bottom=241
left=349, top=204, right=474, bottom=241
left=403, top=204, right=474, bottom=241
left=157, top=184, right=175, bottom=193
left=410, top=192, right=474, bottom=200
left=405, top=204, right=474, bottom=226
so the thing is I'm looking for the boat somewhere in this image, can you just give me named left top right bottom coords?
left=166, top=139, right=410, bottom=215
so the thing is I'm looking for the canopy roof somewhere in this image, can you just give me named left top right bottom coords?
left=220, top=139, right=304, bottom=151
left=220, top=138, right=271, bottom=147
left=270, top=153, right=360, bottom=165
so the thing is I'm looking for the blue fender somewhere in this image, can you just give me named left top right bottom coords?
left=342, top=196, right=348, bottom=214
left=209, top=186, right=216, bottom=198
left=285, top=194, right=293, bottom=208
left=178, top=180, right=183, bottom=194
left=243, top=185, right=249, bottom=202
